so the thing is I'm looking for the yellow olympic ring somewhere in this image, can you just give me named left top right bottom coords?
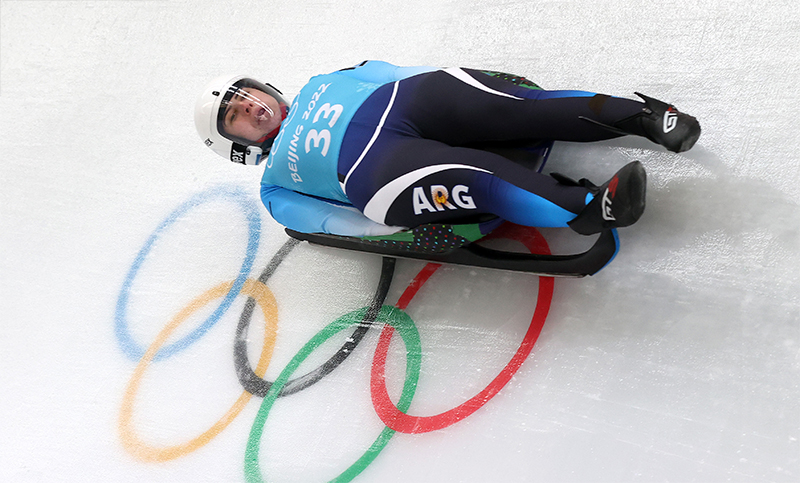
left=119, top=279, right=277, bottom=462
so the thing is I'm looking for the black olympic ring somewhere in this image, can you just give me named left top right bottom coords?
left=234, top=238, right=397, bottom=397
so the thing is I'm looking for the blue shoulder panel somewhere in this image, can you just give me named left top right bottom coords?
left=338, top=60, right=436, bottom=84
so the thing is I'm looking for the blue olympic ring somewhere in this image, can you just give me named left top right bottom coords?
left=114, top=185, right=260, bottom=361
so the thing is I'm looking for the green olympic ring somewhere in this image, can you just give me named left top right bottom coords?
left=245, top=305, right=422, bottom=483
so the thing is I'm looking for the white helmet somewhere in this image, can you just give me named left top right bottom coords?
left=194, top=75, right=289, bottom=165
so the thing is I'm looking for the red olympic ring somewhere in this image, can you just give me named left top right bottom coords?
left=371, top=224, right=554, bottom=434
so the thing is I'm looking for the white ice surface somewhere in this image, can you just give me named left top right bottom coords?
left=1, top=1, right=798, bottom=482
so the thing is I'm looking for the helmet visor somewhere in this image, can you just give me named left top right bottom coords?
left=216, top=78, right=288, bottom=151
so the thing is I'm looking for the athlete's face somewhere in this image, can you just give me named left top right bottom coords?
left=221, top=87, right=282, bottom=142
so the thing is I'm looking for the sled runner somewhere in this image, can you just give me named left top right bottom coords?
left=285, top=222, right=619, bottom=277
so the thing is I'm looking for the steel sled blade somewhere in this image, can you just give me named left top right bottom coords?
left=285, top=227, right=619, bottom=277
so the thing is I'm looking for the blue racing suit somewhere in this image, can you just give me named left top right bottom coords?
left=261, top=61, right=643, bottom=236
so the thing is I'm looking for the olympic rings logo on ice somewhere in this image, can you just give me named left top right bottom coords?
left=114, top=184, right=554, bottom=482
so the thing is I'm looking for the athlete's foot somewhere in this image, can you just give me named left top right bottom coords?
left=615, top=93, right=701, bottom=153
left=567, top=161, right=647, bottom=235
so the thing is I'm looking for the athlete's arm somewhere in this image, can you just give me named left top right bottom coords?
left=260, top=184, right=405, bottom=236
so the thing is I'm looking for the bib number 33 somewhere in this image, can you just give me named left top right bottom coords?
left=301, top=83, right=343, bottom=157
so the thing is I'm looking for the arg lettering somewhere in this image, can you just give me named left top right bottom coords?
left=413, top=184, right=476, bottom=215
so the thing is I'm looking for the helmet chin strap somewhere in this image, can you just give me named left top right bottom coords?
left=245, top=146, right=263, bottom=165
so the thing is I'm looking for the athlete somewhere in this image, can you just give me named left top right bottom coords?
left=195, top=61, right=701, bottom=237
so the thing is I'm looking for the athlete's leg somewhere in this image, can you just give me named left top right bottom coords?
left=401, top=69, right=699, bottom=152
left=343, top=136, right=591, bottom=228
left=367, top=147, right=645, bottom=234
